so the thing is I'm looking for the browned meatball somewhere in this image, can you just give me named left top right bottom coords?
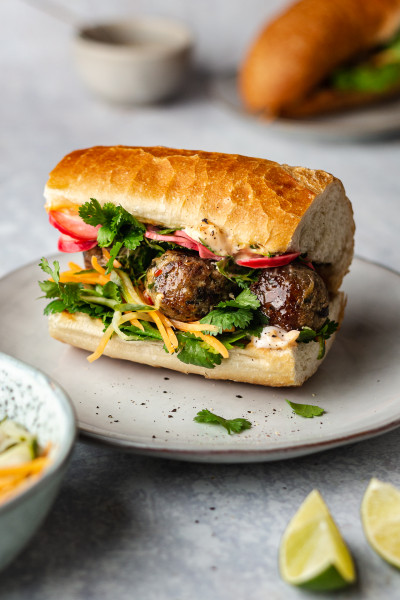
left=83, top=246, right=106, bottom=269
left=250, top=262, right=329, bottom=331
left=144, top=250, right=234, bottom=322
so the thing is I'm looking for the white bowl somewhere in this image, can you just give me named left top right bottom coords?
left=0, top=352, right=76, bottom=572
left=73, top=17, right=193, bottom=104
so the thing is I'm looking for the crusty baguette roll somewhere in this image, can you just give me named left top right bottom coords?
left=239, top=0, right=400, bottom=117
left=45, top=145, right=354, bottom=292
left=48, top=292, right=345, bottom=387
left=44, top=145, right=354, bottom=387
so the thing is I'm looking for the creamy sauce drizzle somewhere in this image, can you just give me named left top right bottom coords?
left=252, top=325, right=299, bottom=350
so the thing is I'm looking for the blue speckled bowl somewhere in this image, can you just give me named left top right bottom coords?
left=0, top=352, right=76, bottom=572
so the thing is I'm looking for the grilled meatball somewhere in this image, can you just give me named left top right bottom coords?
left=144, top=250, right=234, bottom=322
left=83, top=246, right=106, bottom=269
left=250, top=262, right=329, bottom=331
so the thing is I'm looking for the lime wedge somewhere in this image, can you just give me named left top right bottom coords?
left=361, top=478, right=400, bottom=569
left=279, top=490, right=356, bottom=591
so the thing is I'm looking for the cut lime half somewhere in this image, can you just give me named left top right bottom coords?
left=361, top=478, right=400, bottom=569
left=279, top=489, right=356, bottom=591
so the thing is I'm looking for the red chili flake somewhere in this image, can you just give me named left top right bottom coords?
left=154, top=269, right=162, bottom=277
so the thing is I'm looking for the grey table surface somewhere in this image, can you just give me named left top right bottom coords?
left=1, top=1, right=400, bottom=598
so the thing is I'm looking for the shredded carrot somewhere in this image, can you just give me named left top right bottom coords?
left=91, top=255, right=109, bottom=279
left=151, top=311, right=175, bottom=354
left=68, top=261, right=85, bottom=272
left=102, top=248, right=122, bottom=268
left=116, top=313, right=144, bottom=331
left=157, top=312, right=173, bottom=328
left=0, top=456, right=50, bottom=478
left=87, top=323, right=114, bottom=362
left=156, top=313, right=178, bottom=348
left=129, top=318, right=144, bottom=331
left=163, top=324, right=179, bottom=349
left=169, top=319, right=219, bottom=333
left=58, top=273, right=110, bottom=285
left=193, top=332, right=229, bottom=359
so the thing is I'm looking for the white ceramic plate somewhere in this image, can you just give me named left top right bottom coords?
left=211, top=75, right=400, bottom=141
left=0, top=255, right=399, bottom=463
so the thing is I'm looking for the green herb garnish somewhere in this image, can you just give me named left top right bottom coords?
left=194, top=409, right=252, bottom=435
left=297, top=319, right=339, bottom=359
left=79, top=199, right=146, bottom=272
left=285, top=400, right=325, bottom=418
left=176, top=333, right=223, bottom=369
left=200, top=288, right=265, bottom=334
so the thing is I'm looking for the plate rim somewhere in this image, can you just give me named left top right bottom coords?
left=1, top=255, right=400, bottom=462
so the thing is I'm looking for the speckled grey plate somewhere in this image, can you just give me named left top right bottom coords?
left=0, top=256, right=399, bottom=463
left=211, top=74, right=400, bottom=141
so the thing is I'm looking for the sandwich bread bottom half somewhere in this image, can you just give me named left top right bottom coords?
left=48, top=292, right=345, bottom=388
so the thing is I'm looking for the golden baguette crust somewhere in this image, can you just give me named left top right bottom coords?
left=45, top=146, right=354, bottom=291
left=240, top=0, right=400, bottom=115
left=48, top=293, right=345, bottom=387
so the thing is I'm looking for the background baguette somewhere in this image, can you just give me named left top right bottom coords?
left=239, top=0, right=400, bottom=116
left=48, top=293, right=345, bottom=388
left=45, top=145, right=354, bottom=292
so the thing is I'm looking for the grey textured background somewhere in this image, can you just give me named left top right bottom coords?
left=1, top=0, right=400, bottom=598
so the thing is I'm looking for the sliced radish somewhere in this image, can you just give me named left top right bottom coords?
left=49, top=210, right=99, bottom=241
left=57, top=234, right=98, bottom=253
left=145, top=228, right=221, bottom=260
left=236, top=252, right=301, bottom=268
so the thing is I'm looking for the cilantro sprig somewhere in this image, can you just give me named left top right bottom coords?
left=176, top=333, right=223, bottom=369
left=79, top=199, right=145, bottom=272
left=39, top=258, right=121, bottom=322
left=297, top=319, right=339, bottom=359
left=200, top=288, right=267, bottom=334
left=194, top=409, right=252, bottom=435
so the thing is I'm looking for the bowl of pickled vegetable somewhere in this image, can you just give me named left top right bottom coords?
left=0, top=352, right=76, bottom=572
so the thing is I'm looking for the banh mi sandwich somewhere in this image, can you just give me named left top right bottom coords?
left=239, top=0, right=400, bottom=118
left=39, top=146, right=354, bottom=387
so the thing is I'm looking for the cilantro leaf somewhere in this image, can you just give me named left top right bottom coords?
left=101, top=281, right=122, bottom=302
left=201, top=307, right=254, bottom=332
left=285, top=399, right=325, bottom=418
left=105, top=241, right=123, bottom=272
left=200, top=289, right=261, bottom=335
left=176, top=333, right=222, bottom=369
left=194, top=409, right=252, bottom=435
left=58, top=282, right=82, bottom=307
left=78, top=199, right=113, bottom=226
left=43, top=299, right=67, bottom=315
left=38, top=279, right=60, bottom=298
left=218, top=312, right=269, bottom=349
left=217, top=288, right=260, bottom=310
left=39, top=259, right=116, bottom=322
left=297, top=319, right=339, bottom=359
left=79, top=199, right=145, bottom=270
left=39, top=258, right=60, bottom=284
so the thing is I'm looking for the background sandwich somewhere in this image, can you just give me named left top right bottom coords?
left=239, top=0, right=400, bottom=118
left=39, top=145, right=354, bottom=386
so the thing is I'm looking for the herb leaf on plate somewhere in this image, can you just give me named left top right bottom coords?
left=286, top=400, right=325, bottom=418
left=194, top=409, right=252, bottom=434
